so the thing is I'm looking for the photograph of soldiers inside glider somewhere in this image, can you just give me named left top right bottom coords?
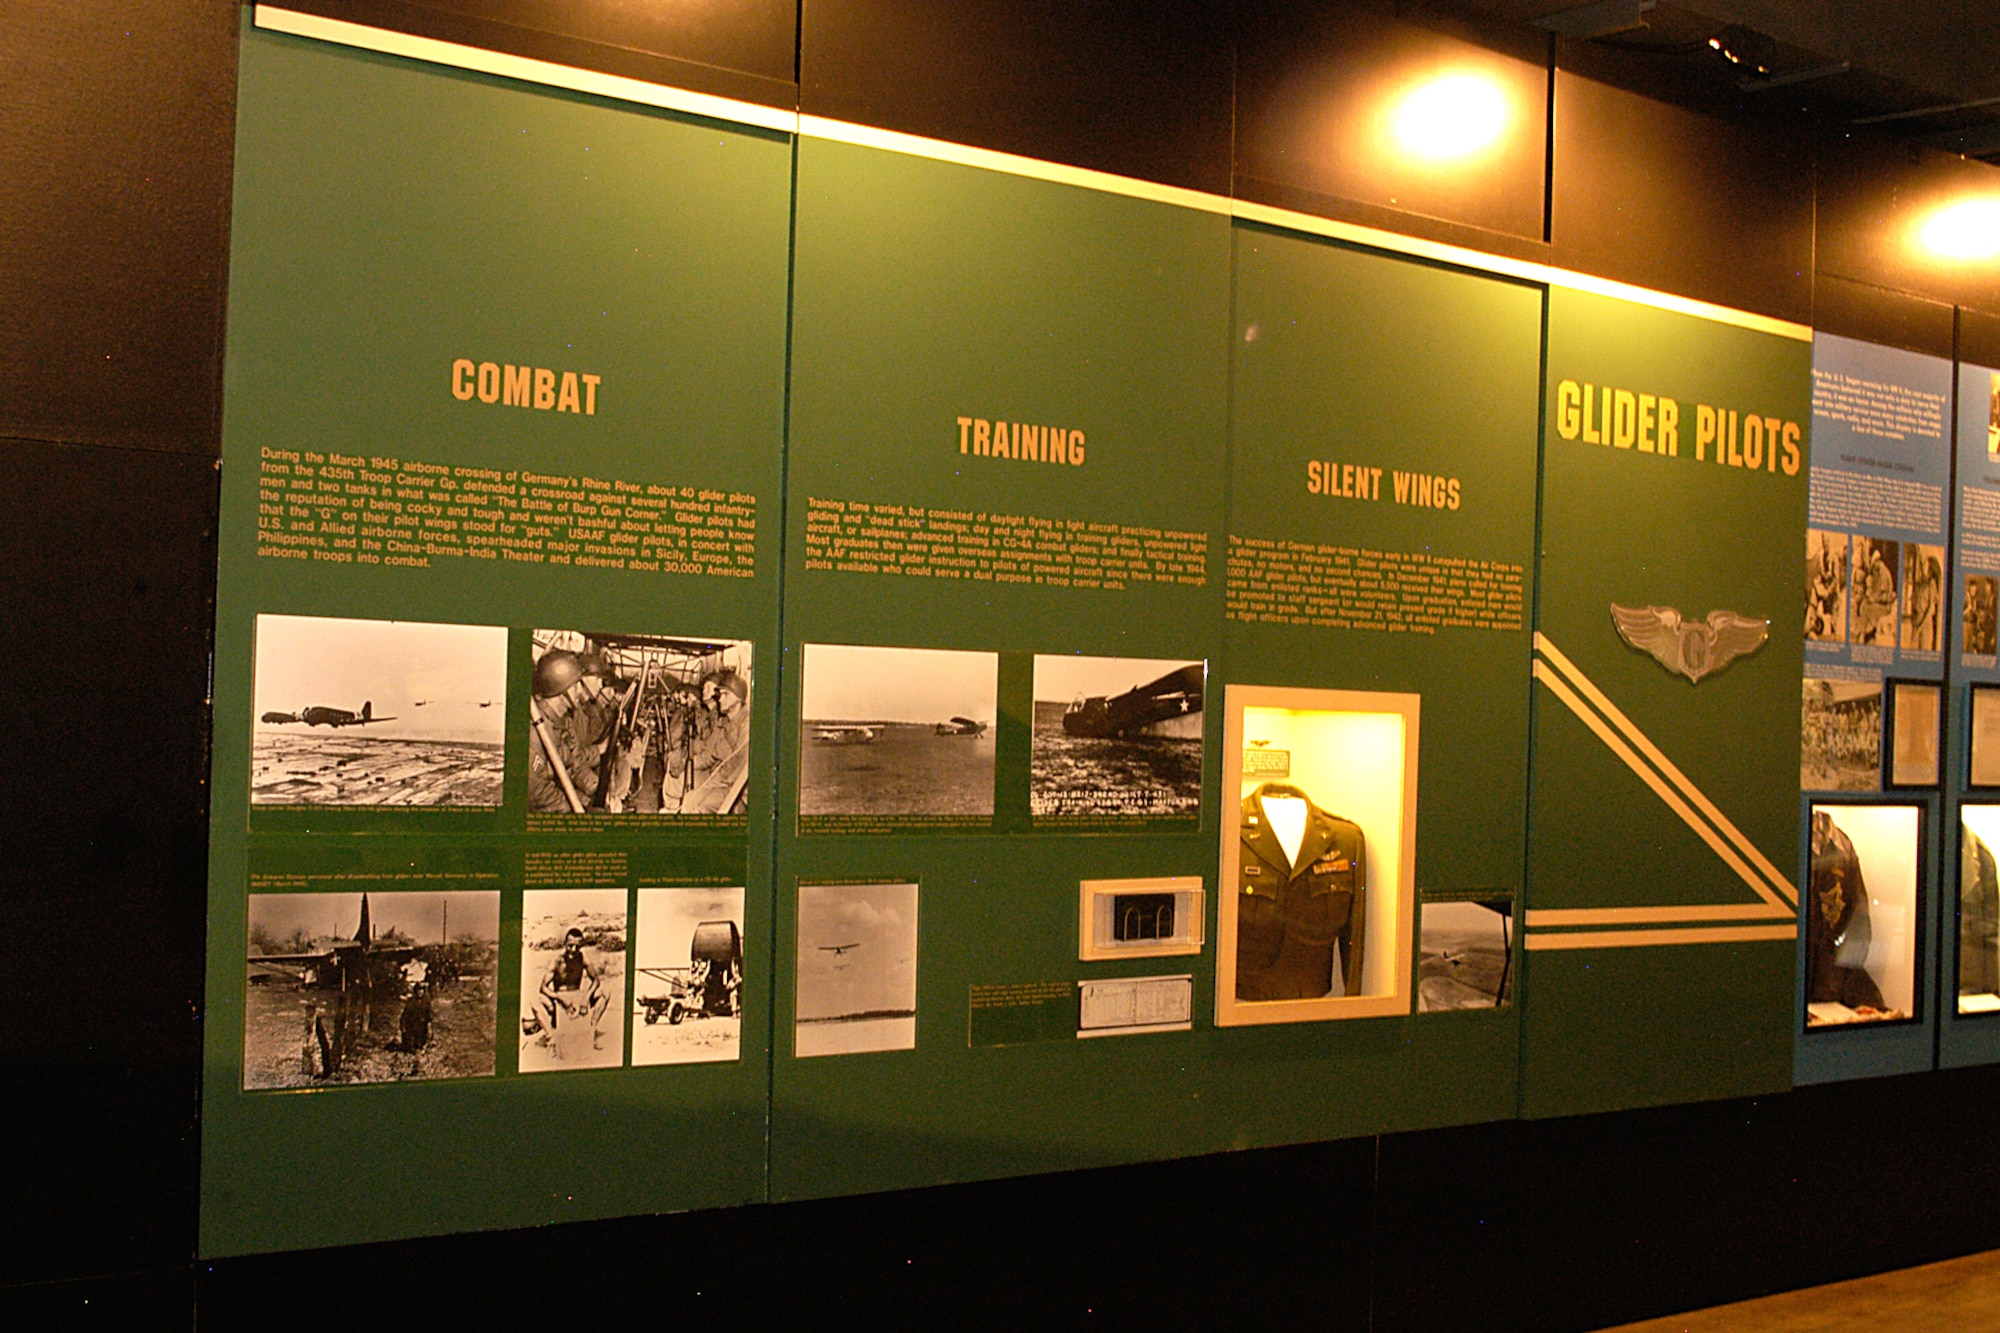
left=519, top=887, right=626, bottom=1072
left=243, top=890, right=499, bottom=1089
left=251, top=614, right=507, bottom=806
left=527, top=630, right=751, bottom=816
left=631, top=887, right=743, bottom=1067
left=1031, top=654, right=1204, bottom=820
left=798, top=643, right=996, bottom=819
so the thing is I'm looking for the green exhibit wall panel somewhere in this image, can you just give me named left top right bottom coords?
left=1521, top=289, right=1810, bottom=1118
left=772, top=136, right=1234, bottom=1200
left=200, top=24, right=793, bottom=1255
left=1218, top=224, right=1543, bottom=1141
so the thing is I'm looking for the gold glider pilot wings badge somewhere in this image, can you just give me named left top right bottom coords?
left=1610, top=604, right=1768, bottom=683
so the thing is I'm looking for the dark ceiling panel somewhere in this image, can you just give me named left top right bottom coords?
left=1817, top=130, right=2000, bottom=316
left=276, top=0, right=800, bottom=107
left=0, top=1, right=237, bottom=455
left=1551, top=69, right=1812, bottom=323
left=1236, top=0, right=1551, bottom=243
left=1811, top=273, right=1955, bottom=360
left=1965, top=309, right=2000, bottom=374
left=800, top=0, right=1233, bottom=196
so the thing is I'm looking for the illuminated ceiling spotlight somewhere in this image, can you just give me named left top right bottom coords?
left=1392, top=72, right=1509, bottom=162
left=1916, top=197, right=2000, bottom=261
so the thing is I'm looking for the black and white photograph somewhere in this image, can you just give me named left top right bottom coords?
left=1805, top=529, right=1849, bottom=643
left=1850, top=536, right=1901, bottom=647
left=243, top=891, right=498, bottom=1090
left=519, top=888, right=627, bottom=1072
left=1966, top=576, right=1998, bottom=657
left=1800, top=677, right=1883, bottom=791
left=1417, top=900, right=1513, bottom=1012
left=631, top=887, right=743, bottom=1066
left=529, top=630, right=751, bottom=816
left=1886, top=680, right=1941, bottom=787
left=1972, top=686, right=2000, bottom=788
left=1901, top=543, right=1944, bottom=651
left=799, top=644, right=996, bottom=819
left=252, top=615, right=507, bottom=806
left=1030, top=655, right=1204, bottom=819
left=795, top=882, right=918, bottom=1057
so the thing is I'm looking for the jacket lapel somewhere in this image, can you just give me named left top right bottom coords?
left=1242, top=787, right=1297, bottom=877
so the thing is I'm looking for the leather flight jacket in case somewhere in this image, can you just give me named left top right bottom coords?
left=1237, top=783, right=1366, bottom=1001
left=1807, top=809, right=1887, bottom=1010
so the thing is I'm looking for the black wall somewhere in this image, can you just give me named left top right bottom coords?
left=7, top=2, right=2000, bottom=1326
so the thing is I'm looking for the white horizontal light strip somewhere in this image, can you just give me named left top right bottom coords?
left=1537, top=634, right=1797, bottom=907
left=1526, top=924, right=1797, bottom=950
left=253, top=5, right=798, bottom=134
left=1527, top=904, right=1792, bottom=926
left=1533, top=658, right=1794, bottom=913
left=1230, top=200, right=1810, bottom=342
left=796, top=115, right=1232, bottom=215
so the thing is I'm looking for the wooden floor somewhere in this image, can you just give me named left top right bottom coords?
left=1600, top=1248, right=2000, bottom=1331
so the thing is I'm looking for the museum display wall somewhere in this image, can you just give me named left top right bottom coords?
left=11, top=0, right=2000, bottom=1323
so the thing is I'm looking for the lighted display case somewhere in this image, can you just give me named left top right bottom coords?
left=1215, top=685, right=1418, bottom=1026
left=1959, top=807, right=2000, bottom=1014
left=1805, top=803, right=1921, bottom=1027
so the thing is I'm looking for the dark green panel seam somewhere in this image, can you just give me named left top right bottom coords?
left=1517, top=282, right=1554, bottom=1121
left=758, top=126, right=805, bottom=1207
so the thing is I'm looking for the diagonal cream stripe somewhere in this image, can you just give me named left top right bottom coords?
left=254, top=6, right=799, bottom=133
left=1527, top=904, right=1792, bottom=926
left=1526, top=925, right=1797, bottom=950
left=1536, top=633, right=1797, bottom=907
left=1229, top=200, right=1811, bottom=343
left=1534, top=659, right=1793, bottom=912
left=798, top=116, right=1232, bottom=214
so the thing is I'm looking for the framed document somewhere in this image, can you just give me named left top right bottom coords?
left=1884, top=679, right=1941, bottom=788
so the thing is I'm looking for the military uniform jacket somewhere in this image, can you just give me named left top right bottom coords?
left=1807, top=810, right=1886, bottom=1009
left=1236, top=783, right=1366, bottom=1001
left=1963, top=824, right=2000, bottom=998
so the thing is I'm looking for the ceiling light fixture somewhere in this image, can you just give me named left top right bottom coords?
left=1392, top=72, right=1509, bottom=162
left=1916, top=198, right=2000, bottom=261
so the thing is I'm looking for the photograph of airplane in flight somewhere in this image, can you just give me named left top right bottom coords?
left=250, top=614, right=507, bottom=806
left=794, top=882, right=918, bottom=1057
